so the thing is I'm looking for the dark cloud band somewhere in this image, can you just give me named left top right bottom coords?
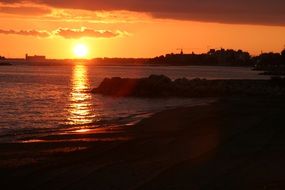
left=1, top=0, right=285, bottom=25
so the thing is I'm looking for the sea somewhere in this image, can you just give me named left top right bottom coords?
left=0, top=64, right=268, bottom=142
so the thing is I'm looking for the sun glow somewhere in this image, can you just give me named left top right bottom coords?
left=73, top=44, right=88, bottom=58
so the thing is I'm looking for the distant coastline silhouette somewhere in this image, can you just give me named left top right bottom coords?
left=3, top=48, right=285, bottom=74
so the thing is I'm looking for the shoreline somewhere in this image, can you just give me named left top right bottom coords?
left=0, top=97, right=215, bottom=144
left=1, top=97, right=285, bottom=189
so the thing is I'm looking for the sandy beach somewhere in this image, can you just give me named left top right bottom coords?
left=1, top=97, right=285, bottom=190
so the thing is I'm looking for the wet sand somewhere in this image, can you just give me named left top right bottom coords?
left=1, top=97, right=285, bottom=190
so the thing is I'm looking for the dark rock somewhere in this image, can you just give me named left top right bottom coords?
left=92, top=75, right=285, bottom=98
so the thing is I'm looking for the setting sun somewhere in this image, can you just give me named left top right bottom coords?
left=73, top=44, right=88, bottom=58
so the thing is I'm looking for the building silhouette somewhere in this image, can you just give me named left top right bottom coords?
left=25, top=54, right=46, bottom=62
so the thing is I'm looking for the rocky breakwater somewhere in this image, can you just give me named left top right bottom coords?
left=92, top=75, right=285, bottom=98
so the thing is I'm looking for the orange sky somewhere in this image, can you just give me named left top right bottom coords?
left=0, top=1, right=285, bottom=59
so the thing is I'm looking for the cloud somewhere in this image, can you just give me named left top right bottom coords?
left=55, top=28, right=122, bottom=39
left=0, top=28, right=127, bottom=39
left=0, top=2, right=51, bottom=16
left=2, top=0, right=284, bottom=26
left=0, top=29, right=50, bottom=37
left=0, top=6, right=51, bottom=16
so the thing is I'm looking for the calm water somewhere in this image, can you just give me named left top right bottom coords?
left=0, top=64, right=267, bottom=142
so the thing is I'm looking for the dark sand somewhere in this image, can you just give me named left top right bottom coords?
left=1, top=97, right=285, bottom=190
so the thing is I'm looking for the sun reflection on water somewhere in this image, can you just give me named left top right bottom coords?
left=67, top=64, right=95, bottom=126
